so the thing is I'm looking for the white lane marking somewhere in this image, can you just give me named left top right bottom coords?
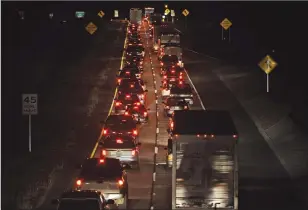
left=184, top=48, right=220, bottom=61
left=184, top=69, right=206, bottom=110
left=156, top=128, right=159, bottom=134
left=155, top=147, right=158, bottom=154
left=153, top=172, right=156, bottom=182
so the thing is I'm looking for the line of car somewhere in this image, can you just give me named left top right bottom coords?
left=50, top=23, right=149, bottom=210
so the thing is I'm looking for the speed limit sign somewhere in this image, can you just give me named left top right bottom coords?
left=22, top=94, right=38, bottom=115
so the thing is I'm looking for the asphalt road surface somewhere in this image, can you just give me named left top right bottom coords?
left=181, top=45, right=307, bottom=209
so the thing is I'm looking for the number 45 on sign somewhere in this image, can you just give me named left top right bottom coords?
left=22, top=94, right=38, bottom=152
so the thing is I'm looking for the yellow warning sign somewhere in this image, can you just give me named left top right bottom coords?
left=165, top=9, right=170, bottom=15
left=220, top=18, right=232, bottom=30
left=85, top=22, right=98, bottom=35
left=98, top=11, right=105, bottom=18
left=258, top=55, right=278, bottom=74
left=182, top=9, right=189, bottom=17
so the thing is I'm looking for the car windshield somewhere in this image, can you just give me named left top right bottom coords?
left=80, top=158, right=122, bottom=179
left=171, top=85, right=192, bottom=94
left=58, top=199, right=100, bottom=210
left=103, top=137, right=135, bottom=149
left=162, top=55, right=178, bottom=63
left=106, top=115, right=134, bottom=125
left=127, top=46, right=142, bottom=52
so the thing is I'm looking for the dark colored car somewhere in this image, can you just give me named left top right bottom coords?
left=160, top=55, right=179, bottom=67
left=102, top=114, right=138, bottom=138
left=169, top=83, right=194, bottom=105
left=125, top=56, right=144, bottom=71
left=126, top=45, right=145, bottom=58
left=51, top=190, right=116, bottom=210
left=125, top=104, right=149, bottom=123
left=114, top=93, right=142, bottom=114
left=162, top=97, right=189, bottom=117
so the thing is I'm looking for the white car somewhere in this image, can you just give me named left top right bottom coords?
left=161, top=88, right=170, bottom=98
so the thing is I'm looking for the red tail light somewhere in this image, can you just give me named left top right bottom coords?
left=179, top=75, right=183, bottom=79
left=102, top=149, right=107, bottom=156
left=140, top=61, right=143, bottom=64
left=130, top=84, right=134, bottom=88
left=160, top=62, right=163, bottom=66
left=166, top=106, right=169, bottom=109
left=76, top=179, right=82, bottom=186
left=126, top=95, right=131, bottom=98
left=163, top=75, right=167, bottom=79
left=115, top=102, right=121, bottom=106
left=179, top=81, right=183, bottom=85
left=117, top=79, right=121, bottom=84
left=133, top=129, right=138, bottom=135
left=135, top=102, right=141, bottom=106
left=99, top=159, right=105, bottom=163
left=233, top=135, right=238, bottom=138
left=144, top=112, right=148, bottom=117
left=171, top=70, right=175, bottom=73
left=118, top=179, right=124, bottom=186
left=170, top=122, right=174, bottom=129
left=125, top=71, right=130, bottom=74
left=132, top=149, right=136, bottom=156
left=103, top=129, right=107, bottom=135
left=184, top=106, right=188, bottom=109
left=124, top=111, right=129, bottom=116
left=141, top=94, right=144, bottom=99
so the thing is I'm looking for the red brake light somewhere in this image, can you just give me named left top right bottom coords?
left=76, top=179, right=82, bottom=186
left=102, top=150, right=106, bottom=156
left=126, top=95, right=130, bottom=98
left=179, top=81, right=183, bottom=85
left=160, top=62, right=163, bottom=66
left=103, top=129, right=107, bottom=135
left=117, top=79, right=121, bottom=83
left=171, top=70, right=175, bottom=73
left=133, top=129, right=138, bottom=135
left=184, top=106, right=188, bottom=109
left=99, top=159, right=105, bottom=163
left=130, top=84, right=134, bottom=88
left=115, top=102, right=121, bottom=106
left=118, top=180, right=124, bottom=186
left=144, top=112, right=148, bottom=117
left=116, top=139, right=123, bottom=144
left=133, top=106, right=139, bottom=110
left=136, top=102, right=141, bottom=106
left=132, top=149, right=136, bottom=156
left=163, top=75, right=167, bottom=79
left=211, top=134, right=215, bottom=138
left=179, top=75, right=183, bottom=79
left=170, top=122, right=174, bottom=129
left=125, top=71, right=130, bottom=74
left=233, top=135, right=238, bottom=138
left=124, top=111, right=129, bottom=116
left=166, top=106, right=169, bottom=109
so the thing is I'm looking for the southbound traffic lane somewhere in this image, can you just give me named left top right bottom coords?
left=33, top=22, right=127, bottom=210
left=182, top=49, right=306, bottom=210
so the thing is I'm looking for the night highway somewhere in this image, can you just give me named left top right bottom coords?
left=2, top=2, right=308, bottom=210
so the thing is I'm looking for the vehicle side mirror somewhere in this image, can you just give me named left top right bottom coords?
left=51, top=199, right=59, bottom=205
left=145, top=90, right=148, bottom=92
left=106, top=199, right=115, bottom=205
left=98, top=142, right=103, bottom=147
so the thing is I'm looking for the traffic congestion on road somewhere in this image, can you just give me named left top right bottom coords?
left=5, top=4, right=308, bottom=210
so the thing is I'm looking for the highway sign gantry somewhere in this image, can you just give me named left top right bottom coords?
left=85, top=22, right=98, bottom=35
left=258, top=55, right=278, bottom=75
left=98, top=10, right=105, bottom=18
left=182, top=9, right=189, bottom=16
left=220, top=18, right=232, bottom=30
left=164, top=9, right=170, bottom=15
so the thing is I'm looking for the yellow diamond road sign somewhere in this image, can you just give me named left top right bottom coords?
left=220, top=18, right=232, bottom=30
left=182, top=9, right=189, bottom=16
left=85, top=22, right=98, bottom=35
left=258, top=55, right=278, bottom=74
left=98, top=10, right=105, bottom=18
left=164, top=9, right=170, bottom=15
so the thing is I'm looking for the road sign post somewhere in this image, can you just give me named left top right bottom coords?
left=258, top=55, right=278, bottom=93
left=220, top=18, right=232, bottom=42
left=22, top=94, right=38, bottom=152
left=182, top=9, right=190, bottom=29
left=171, top=10, right=175, bottom=23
